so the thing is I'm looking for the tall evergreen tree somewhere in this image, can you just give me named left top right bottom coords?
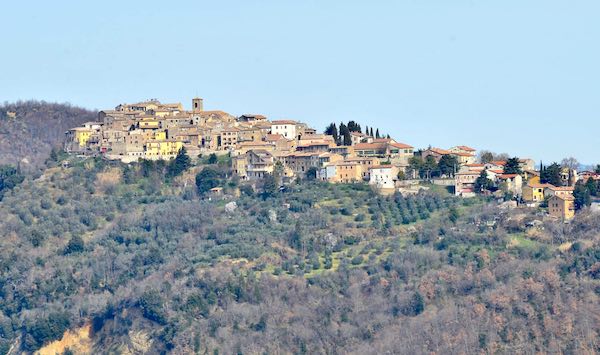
left=541, top=162, right=562, bottom=186
left=585, top=178, right=598, bottom=197
left=369, top=127, right=374, bottom=137
left=338, top=122, right=352, bottom=146
left=324, top=123, right=338, bottom=143
left=474, top=169, right=494, bottom=192
left=375, top=129, right=380, bottom=139
left=167, top=147, right=191, bottom=177
left=438, top=155, right=459, bottom=177
left=347, top=120, right=361, bottom=132
left=503, top=157, right=522, bottom=175
left=338, top=122, right=350, bottom=146
left=574, top=182, right=591, bottom=210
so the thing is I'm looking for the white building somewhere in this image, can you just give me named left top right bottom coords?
left=369, top=165, right=398, bottom=189
left=271, top=120, right=298, bottom=140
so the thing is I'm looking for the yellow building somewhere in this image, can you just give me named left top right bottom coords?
left=548, top=194, right=575, bottom=220
left=72, top=127, right=93, bottom=147
left=138, top=117, right=160, bottom=130
left=145, top=141, right=183, bottom=159
left=337, top=162, right=363, bottom=183
left=153, top=131, right=167, bottom=140
left=522, top=182, right=552, bottom=203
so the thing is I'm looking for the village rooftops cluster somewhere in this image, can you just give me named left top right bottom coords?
left=64, top=97, right=593, bottom=220
left=65, top=98, right=419, bottom=190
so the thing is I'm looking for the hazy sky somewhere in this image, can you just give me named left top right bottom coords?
left=1, top=1, right=598, bottom=163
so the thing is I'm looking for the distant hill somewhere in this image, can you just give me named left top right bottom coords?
left=0, top=101, right=96, bottom=170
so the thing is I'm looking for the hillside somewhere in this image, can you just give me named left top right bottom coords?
left=0, top=101, right=96, bottom=170
left=0, top=156, right=598, bottom=354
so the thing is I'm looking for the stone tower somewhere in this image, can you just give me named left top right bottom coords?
left=192, top=97, right=203, bottom=112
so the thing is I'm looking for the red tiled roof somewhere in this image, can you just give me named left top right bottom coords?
left=355, top=142, right=387, bottom=150
left=547, top=186, right=574, bottom=191
left=390, top=142, right=413, bottom=149
left=454, top=145, right=476, bottom=151
left=427, top=147, right=450, bottom=155
left=271, top=120, right=297, bottom=125
left=550, top=194, right=575, bottom=201
left=265, top=134, right=284, bottom=141
left=489, top=160, right=507, bottom=166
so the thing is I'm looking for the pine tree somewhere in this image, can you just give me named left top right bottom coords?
left=324, top=123, right=338, bottom=143
left=369, top=127, right=374, bottom=137
left=338, top=122, right=349, bottom=146
left=375, top=129, right=380, bottom=139
left=541, top=162, right=562, bottom=186
left=339, top=122, right=351, bottom=146
left=167, top=147, right=191, bottom=177
left=474, top=169, right=494, bottom=192
left=504, top=157, right=522, bottom=174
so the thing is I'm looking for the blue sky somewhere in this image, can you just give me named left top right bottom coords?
left=1, top=1, right=598, bottom=164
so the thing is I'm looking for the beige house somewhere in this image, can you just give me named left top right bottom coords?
left=318, top=161, right=364, bottom=183
left=497, top=174, right=523, bottom=195
left=246, top=150, right=275, bottom=180
left=548, top=194, right=575, bottom=220
left=454, top=171, right=480, bottom=196
left=283, top=152, right=343, bottom=177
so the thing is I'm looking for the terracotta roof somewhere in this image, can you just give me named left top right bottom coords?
left=489, top=160, right=507, bottom=166
left=452, top=152, right=475, bottom=157
left=427, top=147, right=450, bottom=155
left=454, top=145, right=476, bottom=151
left=547, top=186, right=574, bottom=192
left=498, top=174, right=519, bottom=179
left=355, top=142, right=387, bottom=150
left=466, top=164, right=485, bottom=167
left=372, top=138, right=392, bottom=143
left=271, top=120, right=297, bottom=125
left=197, top=110, right=231, bottom=116
left=390, top=142, right=413, bottom=149
left=550, top=194, right=575, bottom=201
left=265, top=134, right=284, bottom=141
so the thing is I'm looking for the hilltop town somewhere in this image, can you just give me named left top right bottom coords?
left=64, top=97, right=600, bottom=221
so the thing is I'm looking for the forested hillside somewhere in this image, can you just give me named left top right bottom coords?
left=0, top=101, right=96, bottom=170
left=0, top=155, right=598, bottom=354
